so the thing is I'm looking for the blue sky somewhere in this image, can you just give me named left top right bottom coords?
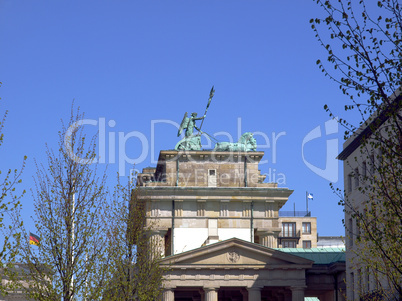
left=0, top=1, right=359, bottom=236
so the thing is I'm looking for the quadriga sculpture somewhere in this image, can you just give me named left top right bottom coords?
left=213, top=132, right=257, bottom=152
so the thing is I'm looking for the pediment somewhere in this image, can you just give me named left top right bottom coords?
left=161, top=238, right=313, bottom=268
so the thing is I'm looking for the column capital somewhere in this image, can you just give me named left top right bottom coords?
left=161, top=288, right=175, bottom=301
left=247, top=286, right=263, bottom=291
left=255, top=228, right=281, bottom=236
left=203, top=286, right=218, bottom=292
left=163, top=285, right=176, bottom=290
left=149, top=228, right=168, bottom=236
left=204, top=286, right=218, bottom=301
left=255, top=228, right=273, bottom=236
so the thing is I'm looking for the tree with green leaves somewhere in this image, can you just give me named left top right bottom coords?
left=0, top=82, right=26, bottom=298
left=10, top=104, right=164, bottom=301
left=311, top=0, right=402, bottom=299
left=103, top=179, right=165, bottom=301
left=17, top=107, right=110, bottom=300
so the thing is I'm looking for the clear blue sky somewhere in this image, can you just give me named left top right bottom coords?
left=0, top=1, right=359, bottom=236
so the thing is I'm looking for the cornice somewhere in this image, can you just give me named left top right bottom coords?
left=138, top=186, right=293, bottom=200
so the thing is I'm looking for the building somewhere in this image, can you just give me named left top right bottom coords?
left=138, top=150, right=290, bottom=256
left=137, top=148, right=346, bottom=300
left=278, top=212, right=317, bottom=249
left=317, top=237, right=345, bottom=249
left=337, top=91, right=402, bottom=300
left=0, top=264, right=33, bottom=301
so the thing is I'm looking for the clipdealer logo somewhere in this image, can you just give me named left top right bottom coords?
left=64, top=116, right=339, bottom=183
left=301, top=118, right=339, bottom=183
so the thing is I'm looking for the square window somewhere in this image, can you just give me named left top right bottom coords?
left=208, top=169, right=217, bottom=187
left=302, top=240, right=311, bottom=248
left=283, top=240, right=296, bottom=248
left=302, top=222, right=311, bottom=234
left=282, top=222, right=296, bottom=237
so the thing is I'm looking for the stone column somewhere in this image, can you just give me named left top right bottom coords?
left=257, top=230, right=276, bottom=248
left=290, top=286, right=305, bottom=301
left=204, top=287, right=218, bottom=301
left=247, top=287, right=261, bottom=301
left=149, top=229, right=167, bottom=258
left=260, top=234, right=268, bottom=247
left=161, top=288, right=174, bottom=301
left=260, top=233, right=277, bottom=248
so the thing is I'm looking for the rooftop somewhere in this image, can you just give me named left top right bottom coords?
left=275, top=247, right=345, bottom=265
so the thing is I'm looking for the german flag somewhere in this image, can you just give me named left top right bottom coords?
left=29, top=232, right=40, bottom=246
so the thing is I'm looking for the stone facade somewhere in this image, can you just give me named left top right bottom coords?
left=159, top=238, right=313, bottom=301
left=278, top=216, right=317, bottom=249
left=138, top=150, right=345, bottom=300
left=338, top=92, right=402, bottom=300
left=138, top=151, right=291, bottom=255
left=1, top=265, right=34, bottom=301
left=317, top=236, right=345, bottom=249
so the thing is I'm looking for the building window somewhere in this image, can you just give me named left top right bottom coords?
left=282, top=222, right=296, bottom=237
left=356, top=219, right=361, bottom=241
left=197, top=201, right=205, bottom=216
left=348, top=173, right=353, bottom=192
left=377, top=149, right=383, bottom=166
left=362, top=161, right=367, bottom=179
left=282, top=240, right=296, bottom=248
left=358, top=268, right=362, bottom=295
left=348, top=218, right=353, bottom=247
left=302, top=240, right=311, bottom=248
left=302, top=222, right=311, bottom=234
left=208, top=169, right=217, bottom=187
left=366, top=267, right=370, bottom=291
left=354, top=168, right=360, bottom=188
left=370, top=153, right=375, bottom=175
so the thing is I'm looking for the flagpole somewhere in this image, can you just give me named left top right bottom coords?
left=71, top=191, right=75, bottom=297
left=306, top=191, right=308, bottom=214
